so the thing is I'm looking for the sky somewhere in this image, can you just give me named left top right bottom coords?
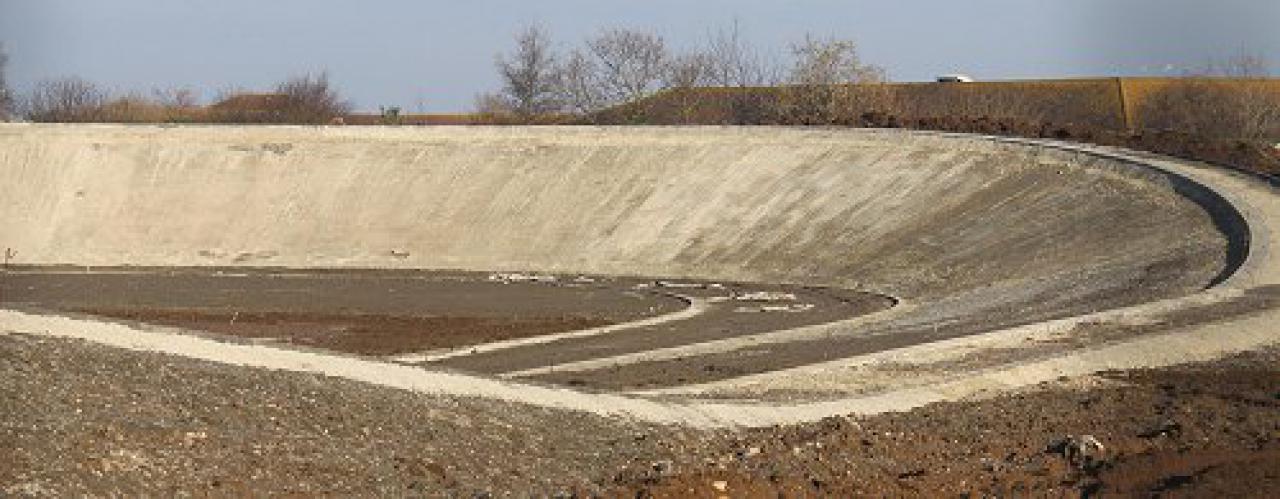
left=1, top=0, right=1277, bottom=112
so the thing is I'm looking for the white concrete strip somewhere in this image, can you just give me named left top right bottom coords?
left=632, top=288, right=1243, bottom=396
left=500, top=302, right=913, bottom=378
left=0, top=268, right=181, bottom=276
left=4, top=304, right=1278, bottom=428
left=388, top=294, right=713, bottom=364
left=790, top=308, right=1280, bottom=420
left=0, top=309, right=727, bottom=427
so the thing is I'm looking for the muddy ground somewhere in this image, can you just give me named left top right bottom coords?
left=1, top=333, right=1276, bottom=497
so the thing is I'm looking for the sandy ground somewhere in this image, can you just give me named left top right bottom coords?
left=2, top=334, right=1276, bottom=497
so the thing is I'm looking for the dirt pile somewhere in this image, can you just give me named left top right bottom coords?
left=3, top=333, right=1276, bottom=496
left=0, top=334, right=719, bottom=496
left=614, top=348, right=1280, bottom=497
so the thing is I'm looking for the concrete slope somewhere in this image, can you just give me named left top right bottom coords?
left=0, top=125, right=1238, bottom=389
left=3, top=125, right=1277, bottom=426
left=0, top=125, right=1228, bottom=297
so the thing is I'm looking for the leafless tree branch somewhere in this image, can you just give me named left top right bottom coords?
left=496, top=24, right=561, bottom=118
left=0, top=44, right=13, bottom=120
left=26, top=77, right=107, bottom=122
left=275, top=72, right=352, bottom=124
left=586, top=28, right=670, bottom=105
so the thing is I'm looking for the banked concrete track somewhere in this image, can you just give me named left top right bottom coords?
left=1, top=124, right=1277, bottom=427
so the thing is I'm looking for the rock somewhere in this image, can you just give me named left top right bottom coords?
left=711, top=480, right=728, bottom=492
left=1138, top=419, right=1182, bottom=439
left=1047, top=434, right=1106, bottom=470
left=733, top=291, right=797, bottom=302
left=487, top=272, right=556, bottom=283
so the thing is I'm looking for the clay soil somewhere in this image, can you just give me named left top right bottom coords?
left=2, top=333, right=1276, bottom=497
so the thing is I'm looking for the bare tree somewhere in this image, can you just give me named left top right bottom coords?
left=788, top=35, right=884, bottom=87
left=654, top=52, right=717, bottom=124
left=704, top=21, right=781, bottom=88
left=1201, top=51, right=1271, bottom=78
left=0, top=44, right=13, bottom=120
left=275, top=72, right=352, bottom=124
left=496, top=24, right=561, bottom=119
left=553, top=49, right=608, bottom=116
left=586, top=28, right=670, bottom=105
left=782, top=35, right=886, bottom=124
left=663, top=52, right=713, bottom=90
left=151, top=86, right=200, bottom=109
left=26, top=77, right=107, bottom=122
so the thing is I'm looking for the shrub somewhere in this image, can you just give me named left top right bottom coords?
left=274, top=72, right=352, bottom=124
left=1139, top=78, right=1280, bottom=141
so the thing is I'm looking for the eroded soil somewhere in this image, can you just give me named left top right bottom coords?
left=1, top=333, right=1276, bottom=497
left=616, top=349, right=1280, bottom=497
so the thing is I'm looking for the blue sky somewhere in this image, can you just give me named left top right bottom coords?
left=2, top=0, right=1276, bottom=112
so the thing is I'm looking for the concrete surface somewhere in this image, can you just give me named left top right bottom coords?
left=2, top=124, right=1277, bottom=426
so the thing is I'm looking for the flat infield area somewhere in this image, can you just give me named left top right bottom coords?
left=0, top=268, right=893, bottom=384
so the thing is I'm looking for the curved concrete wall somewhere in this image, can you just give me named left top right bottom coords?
left=0, top=125, right=1229, bottom=305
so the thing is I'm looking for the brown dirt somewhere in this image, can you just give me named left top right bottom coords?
left=68, top=307, right=611, bottom=356
left=612, top=348, right=1280, bottom=497
left=0, top=333, right=714, bottom=496
left=599, top=83, right=1280, bottom=177
left=2, top=335, right=1277, bottom=496
left=0, top=268, right=685, bottom=356
left=1, top=268, right=896, bottom=377
left=872, top=114, right=1280, bottom=178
